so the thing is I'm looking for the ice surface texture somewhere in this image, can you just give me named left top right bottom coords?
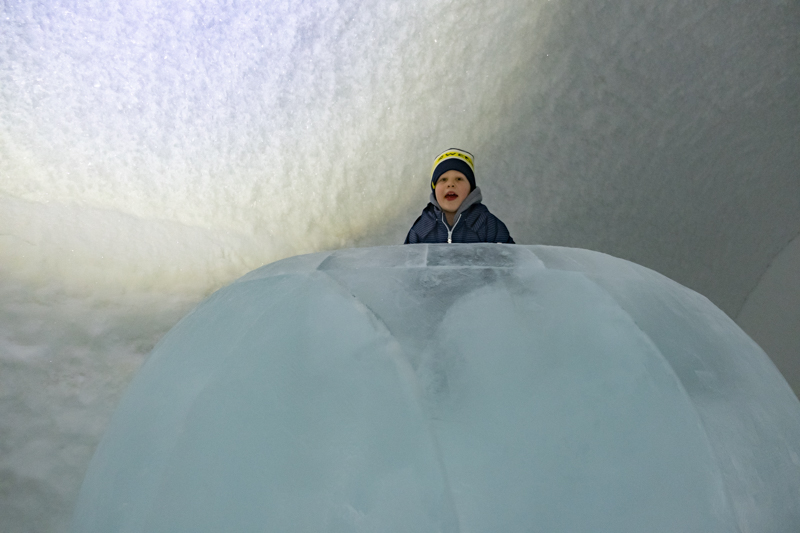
left=71, top=245, right=800, bottom=533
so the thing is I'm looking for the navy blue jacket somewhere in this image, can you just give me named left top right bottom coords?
left=404, top=190, right=514, bottom=244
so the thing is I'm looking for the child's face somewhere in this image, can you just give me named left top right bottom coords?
left=434, top=170, right=471, bottom=214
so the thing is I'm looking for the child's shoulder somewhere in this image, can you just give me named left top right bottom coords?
left=462, top=202, right=489, bottom=222
left=404, top=203, right=439, bottom=244
left=463, top=203, right=515, bottom=243
left=409, top=202, right=435, bottom=222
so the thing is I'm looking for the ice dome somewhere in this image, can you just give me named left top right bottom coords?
left=71, top=244, right=800, bottom=532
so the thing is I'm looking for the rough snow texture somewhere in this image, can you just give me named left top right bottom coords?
left=72, top=245, right=800, bottom=533
left=0, top=279, right=195, bottom=533
left=1, top=0, right=797, bottom=309
left=1, top=1, right=798, bottom=531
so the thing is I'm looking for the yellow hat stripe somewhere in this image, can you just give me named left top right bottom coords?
left=430, top=150, right=475, bottom=178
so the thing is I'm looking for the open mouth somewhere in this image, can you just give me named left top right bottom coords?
left=444, top=192, right=458, bottom=200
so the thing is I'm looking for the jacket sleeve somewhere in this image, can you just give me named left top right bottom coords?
left=404, top=222, right=419, bottom=244
left=404, top=214, right=424, bottom=244
left=487, top=213, right=515, bottom=244
left=405, top=205, right=440, bottom=244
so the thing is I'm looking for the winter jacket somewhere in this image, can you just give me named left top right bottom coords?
left=404, top=187, right=515, bottom=244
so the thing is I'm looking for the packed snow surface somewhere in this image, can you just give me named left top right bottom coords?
left=72, top=245, right=800, bottom=533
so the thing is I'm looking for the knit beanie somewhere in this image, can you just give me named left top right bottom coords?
left=430, top=148, right=476, bottom=191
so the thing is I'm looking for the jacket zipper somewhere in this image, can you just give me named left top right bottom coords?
left=443, top=214, right=461, bottom=243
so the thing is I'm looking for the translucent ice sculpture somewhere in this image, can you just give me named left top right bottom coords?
left=71, top=245, right=800, bottom=532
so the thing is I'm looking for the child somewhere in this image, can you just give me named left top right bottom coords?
left=404, top=148, right=515, bottom=244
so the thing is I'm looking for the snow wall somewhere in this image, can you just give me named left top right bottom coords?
left=71, top=244, right=800, bottom=533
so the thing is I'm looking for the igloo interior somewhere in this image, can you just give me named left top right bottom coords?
left=1, top=1, right=798, bottom=531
